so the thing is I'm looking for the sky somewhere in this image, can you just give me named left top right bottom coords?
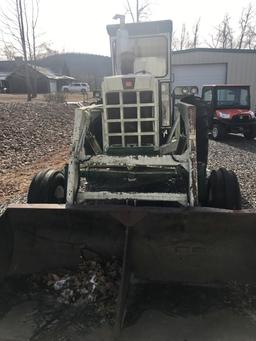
left=0, top=0, right=255, bottom=56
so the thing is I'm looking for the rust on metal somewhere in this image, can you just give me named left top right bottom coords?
left=1, top=204, right=256, bottom=283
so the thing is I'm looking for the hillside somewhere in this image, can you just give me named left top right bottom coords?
left=38, top=52, right=112, bottom=89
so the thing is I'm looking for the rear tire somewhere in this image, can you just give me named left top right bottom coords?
left=243, top=126, right=256, bottom=139
left=207, top=168, right=241, bottom=210
left=28, top=169, right=66, bottom=204
left=212, top=124, right=226, bottom=140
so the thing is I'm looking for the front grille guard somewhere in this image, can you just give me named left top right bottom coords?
left=103, top=90, right=158, bottom=149
left=66, top=102, right=198, bottom=207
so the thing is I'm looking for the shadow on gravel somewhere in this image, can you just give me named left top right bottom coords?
left=211, top=134, right=256, bottom=154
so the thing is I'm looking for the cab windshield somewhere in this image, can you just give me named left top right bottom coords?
left=216, top=87, right=250, bottom=109
left=113, top=36, right=168, bottom=77
left=130, top=36, right=167, bottom=77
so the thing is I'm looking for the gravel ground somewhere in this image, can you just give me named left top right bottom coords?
left=0, top=102, right=74, bottom=214
left=0, top=102, right=74, bottom=172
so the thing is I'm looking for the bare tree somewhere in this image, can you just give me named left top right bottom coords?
left=192, top=18, right=200, bottom=48
left=237, top=3, right=256, bottom=48
left=171, top=19, right=200, bottom=50
left=1, top=43, right=16, bottom=60
left=0, top=0, right=40, bottom=100
left=208, top=14, right=233, bottom=48
left=126, top=0, right=151, bottom=22
left=245, top=25, right=256, bottom=48
left=204, top=3, right=256, bottom=49
left=179, top=24, right=190, bottom=50
left=171, top=30, right=179, bottom=51
left=36, top=42, right=58, bottom=59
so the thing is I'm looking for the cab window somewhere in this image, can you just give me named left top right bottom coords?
left=203, top=89, right=212, bottom=102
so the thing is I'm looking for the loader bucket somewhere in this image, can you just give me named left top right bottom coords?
left=1, top=203, right=256, bottom=282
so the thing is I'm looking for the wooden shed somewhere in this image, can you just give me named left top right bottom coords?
left=6, top=64, right=74, bottom=94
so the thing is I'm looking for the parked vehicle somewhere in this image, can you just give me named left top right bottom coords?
left=62, top=82, right=90, bottom=93
left=202, top=84, right=256, bottom=139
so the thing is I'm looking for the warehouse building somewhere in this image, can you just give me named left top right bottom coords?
left=172, top=48, right=256, bottom=110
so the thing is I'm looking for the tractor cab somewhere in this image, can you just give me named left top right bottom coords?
left=104, top=19, right=173, bottom=154
left=202, top=85, right=256, bottom=140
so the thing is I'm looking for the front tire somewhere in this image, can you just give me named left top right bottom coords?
left=27, top=169, right=66, bottom=204
left=243, top=126, right=256, bottom=140
left=212, top=124, right=226, bottom=140
left=207, top=168, right=241, bottom=210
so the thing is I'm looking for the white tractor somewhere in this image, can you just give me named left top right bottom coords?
left=1, top=18, right=251, bottom=336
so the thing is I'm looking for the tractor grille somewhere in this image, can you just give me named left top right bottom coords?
left=103, top=91, right=158, bottom=148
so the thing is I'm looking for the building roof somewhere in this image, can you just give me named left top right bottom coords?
left=173, top=48, right=256, bottom=54
left=33, top=65, right=74, bottom=80
left=3, top=62, right=74, bottom=81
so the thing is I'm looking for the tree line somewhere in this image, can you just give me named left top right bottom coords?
left=0, top=0, right=255, bottom=101
left=172, top=3, right=256, bottom=50
left=125, top=1, right=256, bottom=50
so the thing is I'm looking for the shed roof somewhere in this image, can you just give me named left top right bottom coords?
left=6, top=63, right=74, bottom=81
left=34, top=65, right=74, bottom=80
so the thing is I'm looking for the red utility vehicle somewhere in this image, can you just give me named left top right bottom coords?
left=202, top=85, right=256, bottom=140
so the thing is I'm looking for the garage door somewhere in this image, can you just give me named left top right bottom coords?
left=172, top=63, right=227, bottom=94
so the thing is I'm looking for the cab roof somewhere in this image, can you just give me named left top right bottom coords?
left=107, top=20, right=172, bottom=37
left=204, top=84, right=250, bottom=87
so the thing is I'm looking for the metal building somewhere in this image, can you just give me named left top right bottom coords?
left=172, top=48, right=256, bottom=110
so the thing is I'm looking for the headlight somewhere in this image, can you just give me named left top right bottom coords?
left=182, top=87, right=189, bottom=94
left=249, top=111, right=255, bottom=118
left=161, top=82, right=171, bottom=127
left=219, top=112, right=231, bottom=119
left=190, top=86, right=198, bottom=94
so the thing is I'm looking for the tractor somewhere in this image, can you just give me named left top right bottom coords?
left=1, top=18, right=255, bottom=336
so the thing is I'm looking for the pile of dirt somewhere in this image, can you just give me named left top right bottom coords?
left=0, top=102, right=74, bottom=172
left=0, top=102, right=74, bottom=205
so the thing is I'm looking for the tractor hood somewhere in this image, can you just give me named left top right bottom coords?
left=216, top=109, right=255, bottom=119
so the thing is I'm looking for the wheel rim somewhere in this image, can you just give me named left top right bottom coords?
left=212, top=127, right=218, bottom=139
